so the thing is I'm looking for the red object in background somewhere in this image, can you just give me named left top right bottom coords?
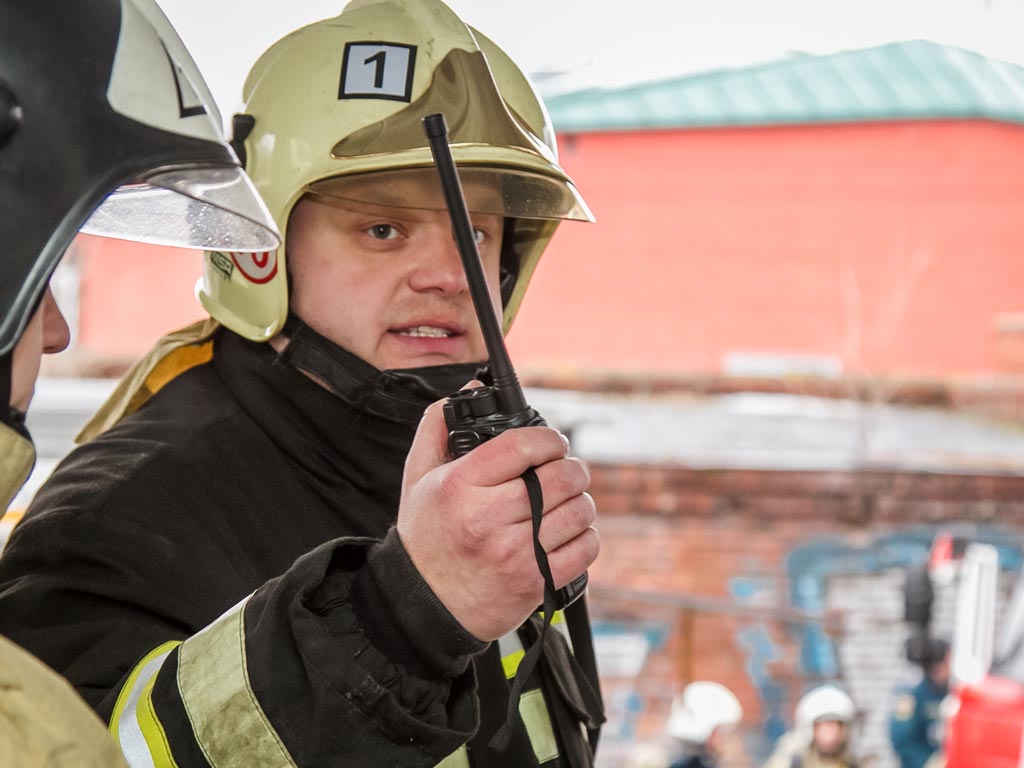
left=943, top=541, right=1024, bottom=768
left=929, top=534, right=955, bottom=571
left=946, top=675, right=1024, bottom=768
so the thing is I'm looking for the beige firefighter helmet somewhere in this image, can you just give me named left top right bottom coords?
left=197, top=0, right=593, bottom=342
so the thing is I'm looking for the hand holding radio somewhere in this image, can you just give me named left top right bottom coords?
left=421, top=112, right=591, bottom=610
left=413, top=113, right=600, bottom=747
left=397, top=395, right=598, bottom=641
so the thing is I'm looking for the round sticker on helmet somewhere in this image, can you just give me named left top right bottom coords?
left=230, top=251, right=277, bottom=284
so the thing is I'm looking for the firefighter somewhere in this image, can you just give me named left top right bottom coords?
left=666, top=681, right=744, bottom=768
left=889, top=638, right=951, bottom=768
left=0, top=1, right=602, bottom=766
left=763, top=685, right=859, bottom=768
left=0, top=0, right=279, bottom=763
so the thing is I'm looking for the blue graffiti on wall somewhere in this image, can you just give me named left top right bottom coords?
left=731, top=525, right=1023, bottom=760
left=736, top=624, right=788, bottom=743
left=590, top=620, right=670, bottom=742
left=786, top=525, right=1022, bottom=683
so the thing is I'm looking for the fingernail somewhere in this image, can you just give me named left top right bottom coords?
left=560, top=432, right=571, bottom=452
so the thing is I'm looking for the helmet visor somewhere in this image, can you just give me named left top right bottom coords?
left=80, top=166, right=280, bottom=252
left=306, top=166, right=592, bottom=222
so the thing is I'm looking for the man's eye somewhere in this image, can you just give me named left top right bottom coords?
left=367, top=224, right=399, bottom=240
left=473, top=228, right=486, bottom=245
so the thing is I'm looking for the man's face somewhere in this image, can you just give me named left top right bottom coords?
left=812, top=720, right=846, bottom=756
left=705, top=723, right=738, bottom=757
left=931, top=649, right=952, bottom=687
left=10, top=286, right=70, bottom=411
left=285, top=182, right=504, bottom=371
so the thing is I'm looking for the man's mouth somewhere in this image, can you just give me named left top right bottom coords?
left=393, top=325, right=457, bottom=339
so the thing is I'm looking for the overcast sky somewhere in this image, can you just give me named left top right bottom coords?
left=159, top=0, right=1024, bottom=126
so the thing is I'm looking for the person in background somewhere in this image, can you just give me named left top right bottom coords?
left=667, top=681, right=744, bottom=768
left=0, top=0, right=279, bottom=762
left=890, top=638, right=951, bottom=768
left=763, top=685, right=860, bottom=768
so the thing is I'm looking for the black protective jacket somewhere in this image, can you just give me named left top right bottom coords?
left=0, top=327, right=601, bottom=767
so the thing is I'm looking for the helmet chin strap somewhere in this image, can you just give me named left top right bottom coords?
left=277, top=313, right=487, bottom=425
left=499, top=220, right=521, bottom=308
left=0, top=80, right=21, bottom=148
left=230, top=113, right=256, bottom=168
left=1, top=351, right=18, bottom=430
left=0, top=351, right=37, bottom=510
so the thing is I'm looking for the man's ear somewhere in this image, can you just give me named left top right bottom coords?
left=230, top=113, right=256, bottom=167
left=499, top=219, right=519, bottom=307
left=0, top=80, right=21, bottom=148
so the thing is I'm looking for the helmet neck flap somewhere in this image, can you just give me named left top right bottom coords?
left=0, top=354, right=34, bottom=510
left=278, top=313, right=486, bottom=425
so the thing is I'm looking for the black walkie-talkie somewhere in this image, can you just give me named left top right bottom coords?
left=422, top=112, right=587, bottom=610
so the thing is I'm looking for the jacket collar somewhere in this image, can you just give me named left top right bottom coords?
left=276, top=314, right=485, bottom=426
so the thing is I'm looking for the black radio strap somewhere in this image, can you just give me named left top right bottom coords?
left=489, top=468, right=604, bottom=766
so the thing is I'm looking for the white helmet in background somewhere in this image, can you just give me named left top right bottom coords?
left=795, top=685, right=856, bottom=743
left=667, top=681, right=743, bottom=745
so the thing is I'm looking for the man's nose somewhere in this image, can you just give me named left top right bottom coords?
left=408, top=226, right=469, bottom=294
left=41, top=288, right=71, bottom=354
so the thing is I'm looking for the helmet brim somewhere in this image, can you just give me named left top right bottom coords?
left=81, top=166, right=280, bottom=252
left=306, top=166, right=593, bottom=223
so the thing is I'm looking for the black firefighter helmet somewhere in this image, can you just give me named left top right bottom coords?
left=0, top=0, right=279, bottom=356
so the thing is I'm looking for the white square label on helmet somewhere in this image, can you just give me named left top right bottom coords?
left=339, top=42, right=417, bottom=102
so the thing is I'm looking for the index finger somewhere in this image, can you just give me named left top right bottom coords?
left=402, top=397, right=452, bottom=489
left=450, top=426, right=570, bottom=488
left=403, top=380, right=483, bottom=487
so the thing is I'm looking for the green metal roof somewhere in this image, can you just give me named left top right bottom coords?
left=545, top=40, right=1024, bottom=133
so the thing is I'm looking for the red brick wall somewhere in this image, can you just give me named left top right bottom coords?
left=586, top=463, right=1024, bottom=765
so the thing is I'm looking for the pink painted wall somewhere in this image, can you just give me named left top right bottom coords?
left=74, top=234, right=205, bottom=360
left=507, top=120, right=1024, bottom=377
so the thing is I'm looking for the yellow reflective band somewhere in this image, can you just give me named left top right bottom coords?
left=109, top=641, right=181, bottom=768
left=502, top=648, right=525, bottom=679
left=495, top=614, right=565, bottom=764
left=435, top=745, right=471, bottom=768
left=499, top=610, right=568, bottom=679
left=533, top=610, right=566, bottom=624
left=176, top=595, right=297, bottom=768
left=140, top=340, right=214, bottom=400
left=135, top=669, right=180, bottom=767
left=78, top=319, right=219, bottom=443
left=520, top=689, right=558, bottom=763
left=432, top=690, right=560, bottom=767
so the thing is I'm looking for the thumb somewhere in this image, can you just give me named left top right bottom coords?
left=402, top=380, right=482, bottom=487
